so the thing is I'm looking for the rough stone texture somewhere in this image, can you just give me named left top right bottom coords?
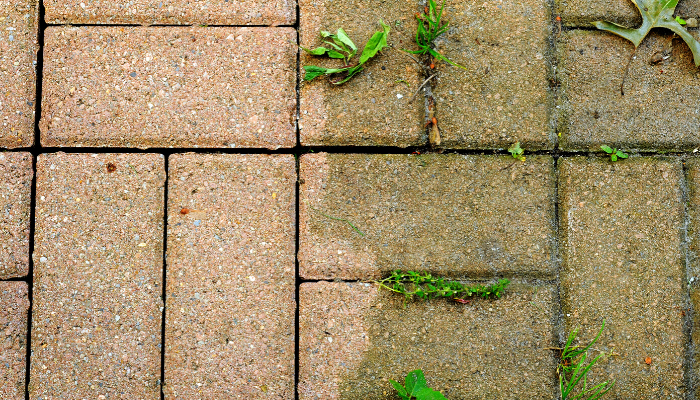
left=0, top=0, right=38, bottom=148
left=41, top=27, right=297, bottom=149
left=164, top=154, right=296, bottom=399
left=45, top=0, right=295, bottom=26
left=557, top=0, right=700, bottom=27
left=31, top=153, right=164, bottom=399
left=434, top=0, right=554, bottom=150
left=0, top=152, right=32, bottom=279
left=299, top=281, right=556, bottom=400
left=299, top=0, right=425, bottom=147
left=0, top=282, right=29, bottom=400
left=559, top=157, right=685, bottom=399
left=558, top=30, right=700, bottom=151
left=685, top=158, right=700, bottom=397
left=299, top=153, right=556, bottom=280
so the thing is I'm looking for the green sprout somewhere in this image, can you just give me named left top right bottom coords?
left=376, top=270, right=509, bottom=302
left=559, top=321, right=615, bottom=400
left=404, top=0, right=466, bottom=69
left=390, top=369, right=449, bottom=400
left=508, top=142, right=526, bottom=162
left=600, top=145, right=629, bottom=162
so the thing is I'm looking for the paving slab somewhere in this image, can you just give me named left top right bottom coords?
left=559, top=157, right=685, bottom=399
left=0, top=152, right=32, bottom=279
left=299, top=153, right=556, bottom=280
left=0, top=282, right=29, bottom=400
left=557, top=0, right=700, bottom=27
left=298, top=0, right=425, bottom=147
left=30, top=153, right=165, bottom=399
left=0, top=0, right=38, bottom=148
left=44, top=0, right=295, bottom=26
left=41, top=27, right=297, bottom=149
left=558, top=30, right=700, bottom=151
left=684, top=158, right=700, bottom=397
left=433, top=0, right=554, bottom=150
left=299, top=281, right=556, bottom=400
left=164, top=154, right=296, bottom=399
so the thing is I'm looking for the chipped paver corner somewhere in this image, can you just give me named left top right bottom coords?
left=0, top=281, right=29, bottom=400
left=0, top=152, right=32, bottom=279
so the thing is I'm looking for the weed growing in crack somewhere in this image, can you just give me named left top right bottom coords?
left=404, top=0, right=465, bottom=69
left=600, top=145, right=628, bottom=162
left=558, top=321, right=615, bottom=400
left=508, top=142, right=526, bottom=162
left=390, top=369, right=449, bottom=400
left=376, top=270, right=509, bottom=303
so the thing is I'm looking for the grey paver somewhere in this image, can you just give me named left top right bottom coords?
left=299, top=153, right=556, bottom=280
left=0, top=152, right=32, bottom=279
left=299, top=0, right=425, bottom=147
left=559, top=157, right=685, bottom=399
left=164, top=154, right=296, bottom=399
left=0, top=0, right=38, bottom=148
left=299, top=281, right=556, bottom=400
left=557, top=0, right=700, bottom=27
left=31, top=153, right=165, bottom=399
left=558, top=30, right=700, bottom=151
left=41, top=27, right=297, bottom=149
left=433, top=0, right=554, bottom=150
left=0, top=282, right=29, bottom=400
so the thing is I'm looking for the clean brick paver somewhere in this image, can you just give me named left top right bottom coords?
left=0, top=152, right=32, bottom=279
left=31, top=153, right=164, bottom=399
left=0, top=282, right=29, bottom=400
left=164, top=154, right=296, bottom=399
left=557, top=0, right=700, bottom=27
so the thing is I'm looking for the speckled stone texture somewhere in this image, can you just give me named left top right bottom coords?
left=558, top=31, right=700, bottom=151
left=45, top=0, right=295, bottom=26
left=31, top=153, right=164, bottom=399
left=164, top=154, right=296, bottom=399
left=0, top=0, right=38, bottom=148
left=299, top=281, right=556, bottom=400
left=685, top=158, right=700, bottom=397
left=559, top=157, right=685, bottom=399
left=0, top=152, right=32, bottom=278
left=41, top=27, right=297, bottom=149
left=299, top=153, right=556, bottom=280
left=299, top=0, right=425, bottom=147
left=433, top=0, right=554, bottom=150
left=557, top=0, right=700, bottom=27
left=0, top=282, right=29, bottom=400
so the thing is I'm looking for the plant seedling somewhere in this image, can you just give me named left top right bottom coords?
left=508, top=142, right=526, bottom=161
left=600, top=145, right=629, bottom=162
left=405, top=0, right=466, bottom=69
left=390, top=369, right=449, bottom=400
left=559, top=321, right=615, bottom=400
left=376, top=270, right=510, bottom=302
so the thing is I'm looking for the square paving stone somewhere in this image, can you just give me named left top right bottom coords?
left=559, top=157, right=685, bottom=399
left=299, top=281, right=556, bottom=400
left=299, top=153, right=556, bottom=280
left=432, top=0, right=554, bottom=150
left=299, top=0, right=425, bottom=147
left=164, top=154, right=296, bottom=399
left=558, top=30, right=700, bottom=151
left=41, top=27, right=297, bottom=149
left=31, top=153, right=165, bottom=399
left=0, top=282, right=29, bottom=400
left=0, top=0, right=38, bottom=148
left=0, top=152, right=32, bottom=279
left=557, top=0, right=700, bottom=27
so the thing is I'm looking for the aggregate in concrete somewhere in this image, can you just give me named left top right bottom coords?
left=0, top=282, right=29, bottom=400
left=299, top=281, right=556, bottom=400
left=684, top=158, right=700, bottom=397
left=557, top=0, right=700, bottom=28
left=559, top=157, right=685, bottom=399
left=41, top=27, right=297, bottom=149
left=0, top=152, right=32, bottom=279
left=31, top=153, right=165, bottom=399
left=299, top=153, right=556, bottom=280
left=164, top=154, right=296, bottom=399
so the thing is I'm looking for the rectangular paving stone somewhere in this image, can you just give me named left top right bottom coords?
left=164, top=154, right=296, bottom=399
left=559, top=157, right=685, bottom=399
left=31, top=153, right=165, bottom=399
left=433, top=0, right=554, bottom=150
left=299, top=0, right=425, bottom=147
left=558, top=30, right=700, bottom=151
left=0, top=0, right=38, bottom=148
left=0, top=282, right=29, bottom=400
left=0, top=152, right=32, bottom=279
left=41, top=27, right=297, bottom=149
left=299, top=153, right=556, bottom=280
left=684, top=158, right=700, bottom=398
left=299, top=281, right=556, bottom=400
left=557, top=0, right=700, bottom=27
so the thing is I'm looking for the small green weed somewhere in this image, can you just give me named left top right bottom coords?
left=508, top=142, right=526, bottom=162
left=404, top=0, right=465, bottom=69
left=559, top=321, right=615, bottom=400
left=376, top=270, right=509, bottom=302
left=676, top=15, right=687, bottom=25
left=390, top=369, right=449, bottom=400
left=311, top=206, right=365, bottom=236
left=600, top=145, right=628, bottom=162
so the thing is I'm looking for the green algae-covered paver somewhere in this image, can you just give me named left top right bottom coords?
left=164, top=154, right=296, bottom=399
left=299, top=153, right=556, bottom=280
left=31, top=153, right=164, bottom=399
left=299, top=281, right=556, bottom=400
left=0, top=282, right=29, bottom=400
left=433, top=0, right=553, bottom=150
left=0, top=152, right=32, bottom=279
left=557, top=0, right=700, bottom=27
left=559, top=157, right=685, bottom=399
left=41, top=27, right=297, bottom=149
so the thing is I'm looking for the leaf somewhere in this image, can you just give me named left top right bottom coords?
left=303, top=66, right=330, bottom=81
left=327, top=50, right=346, bottom=59
left=600, top=145, right=614, bottom=154
left=415, top=387, right=450, bottom=400
left=611, top=154, right=618, bottom=162
left=676, top=16, right=687, bottom=25
left=617, top=151, right=629, bottom=159
left=593, top=0, right=700, bottom=66
left=406, top=369, right=428, bottom=396
left=336, top=28, right=357, bottom=52
left=359, top=20, right=391, bottom=64
left=301, top=46, right=332, bottom=56
left=390, top=380, right=409, bottom=398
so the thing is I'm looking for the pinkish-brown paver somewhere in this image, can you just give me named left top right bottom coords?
left=0, top=152, right=32, bottom=278
left=30, top=153, right=165, bottom=399
left=164, top=154, right=296, bottom=399
left=45, top=0, right=295, bottom=26
left=0, top=281, right=29, bottom=400
left=0, top=0, right=38, bottom=148
left=684, top=158, right=700, bottom=398
left=41, top=27, right=297, bottom=149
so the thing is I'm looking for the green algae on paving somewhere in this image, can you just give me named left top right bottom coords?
left=0, top=282, right=29, bottom=400
left=0, top=152, right=32, bottom=278
left=556, top=0, right=700, bottom=28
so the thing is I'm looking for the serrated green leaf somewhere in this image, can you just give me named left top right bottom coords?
left=600, top=145, right=614, bottom=153
left=406, top=370, right=428, bottom=396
